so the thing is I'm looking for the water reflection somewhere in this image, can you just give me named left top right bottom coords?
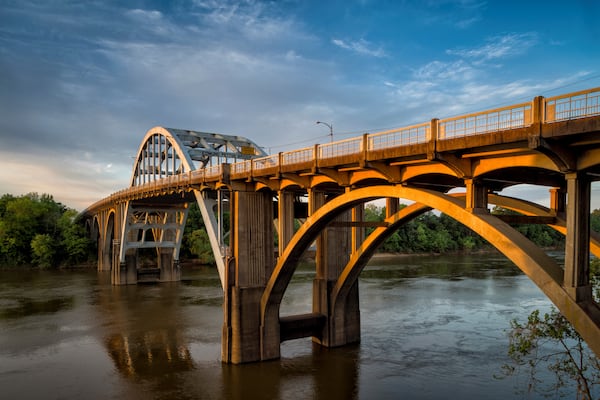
left=95, top=282, right=197, bottom=381
left=0, top=296, right=74, bottom=319
left=222, top=344, right=360, bottom=400
left=106, top=330, right=194, bottom=378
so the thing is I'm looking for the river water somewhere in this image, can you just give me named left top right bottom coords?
left=0, top=253, right=573, bottom=399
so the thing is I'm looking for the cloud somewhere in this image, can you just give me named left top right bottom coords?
left=447, top=32, right=539, bottom=63
left=0, top=1, right=597, bottom=211
left=332, top=38, right=387, bottom=58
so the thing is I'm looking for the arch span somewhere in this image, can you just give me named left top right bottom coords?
left=261, top=185, right=600, bottom=357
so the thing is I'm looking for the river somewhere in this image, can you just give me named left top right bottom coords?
left=0, top=253, right=574, bottom=399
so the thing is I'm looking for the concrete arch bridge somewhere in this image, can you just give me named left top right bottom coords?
left=82, top=87, right=600, bottom=363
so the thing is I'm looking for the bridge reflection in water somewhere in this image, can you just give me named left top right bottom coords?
left=83, top=87, right=600, bottom=363
left=95, top=273, right=360, bottom=399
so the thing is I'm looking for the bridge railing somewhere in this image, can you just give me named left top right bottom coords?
left=281, top=146, right=314, bottom=165
left=367, top=122, right=430, bottom=150
left=253, top=154, right=279, bottom=171
left=437, top=102, right=532, bottom=139
left=544, top=87, right=600, bottom=122
left=204, top=164, right=222, bottom=179
left=318, top=137, right=363, bottom=159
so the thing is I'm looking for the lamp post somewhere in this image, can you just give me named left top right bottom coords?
left=316, top=121, right=333, bottom=142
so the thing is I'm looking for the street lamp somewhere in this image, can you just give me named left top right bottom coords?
left=316, top=121, right=333, bottom=142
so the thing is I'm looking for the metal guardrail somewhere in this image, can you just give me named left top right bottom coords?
left=318, top=137, right=362, bottom=159
left=368, top=123, right=429, bottom=150
left=253, top=154, right=278, bottom=171
left=545, top=88, right=600, bottom=122
left=282, top=147, right=313, bottom=165
left=438, top=102, right=532, bottom=139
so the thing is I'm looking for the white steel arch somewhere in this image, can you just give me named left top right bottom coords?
left=123, top=126, right=267, bottom=288
left=130, top=126, right=267, bottom=187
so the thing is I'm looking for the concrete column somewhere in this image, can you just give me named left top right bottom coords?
left=549, top=187, right=566, bottom=219
left=222, top=190, right=274, bottom=364
left=386, top=197, right=399, bottom=218
left=97, top=211, right=113, bottom=271
left=98, top=237, right=112, bottom=271
left=277, top=191, right=295, bottom=257
left=112, top=241, right=137, bottom=285
left=312, top=189, right=358, bottom=348
left=465, top=178, right=488, bottom=214
left=158, top=249, right=180, bottom=282
left=352, top=204, right=365, bottom=252
left=309, top=189, right=327, bottom=271
left=564, top=173, right=592, bottom=302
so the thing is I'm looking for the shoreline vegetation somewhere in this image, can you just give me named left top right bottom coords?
left=1, top=192, right=598, bottom=270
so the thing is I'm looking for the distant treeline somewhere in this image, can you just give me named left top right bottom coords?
left=183, top=201, right=600, bottom=261
left=0, top=193, right=94, bottom=267
left=1, top=193, right=599, bottom=268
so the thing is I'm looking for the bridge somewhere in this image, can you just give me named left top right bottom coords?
left=82, top=87, right=600, bottom=363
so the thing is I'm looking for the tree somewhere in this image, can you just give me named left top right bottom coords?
left=186, top=228, right=215, bottom=264
left=502, top=258, right=600, bottom=399
left=31, top=233, right=56, bottom=268
left=58, top=209, right=93, bottom=264
left=0, top=193, right=94, bottom=267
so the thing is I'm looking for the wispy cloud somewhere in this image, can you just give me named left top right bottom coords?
left=447, top=32, right=539, bottom=63
left=332, top=38, right=387, bottom=58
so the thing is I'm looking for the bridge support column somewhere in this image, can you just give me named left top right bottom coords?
left=312, top=189, right=360, bottom=348
left=277, top=191, right=295, bottom=258
left=564, top=173, right=592, bottom=302
left=465, top=179, right=488, bottom=214
left=111, top=241, right=138, bottom=285
left=98, top=242, right=111, bottom=271
left=158, top=249, right=180, bottom=282
left=549, top=187, right=567, bottom=219
left=96, top=210, right=114, bottom=271
left=222, top=190, right=274, bottom=364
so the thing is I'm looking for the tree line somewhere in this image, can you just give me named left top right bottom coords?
left=362, top=202, right=574, bottom=254
left=0, top=193, right=94, bottom=267
left=2, top=192, right=599, bottom=268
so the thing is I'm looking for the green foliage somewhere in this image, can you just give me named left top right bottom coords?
left=31, top=234, right=55, bottom=268
left=0, top=193, right=93, bottom=267
left=492, top=206, right=564, bottom=248
left=503, top=308, right=600, bottom=399
left=363, top=204, right=486, bottom=254
left=57, top=209, right=93, bottom=264
left=186, top=228, right=215, bottom=265
left=592, top=210, right=600, bottom=234
left=502, top=258, right=600, bottom=399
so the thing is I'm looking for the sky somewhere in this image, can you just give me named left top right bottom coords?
left=1, top=0, right=599, bottom=211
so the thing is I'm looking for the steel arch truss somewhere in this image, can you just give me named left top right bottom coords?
left=124, top=127, right=266, bottom=286
left=130, top=127, right=267, bottom=186
left=261, top=185, right=600, bottom=358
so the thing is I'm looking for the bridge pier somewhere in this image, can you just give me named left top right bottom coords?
left=158, top=248, right=181, bottom=282
left=564, top=172, right=593, bottom=302
left=111, top=241, right=138, bottom=285
left=222, top=190, right=275, bottom=363
left=312, top=189, right=361, bottom=348
left=465, top=178, right=488, bottom=213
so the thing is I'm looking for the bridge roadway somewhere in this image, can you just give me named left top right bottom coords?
left=83, top=87, right=600, bottom=363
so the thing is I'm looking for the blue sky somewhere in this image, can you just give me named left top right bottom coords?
left=0, top=0, right=599, bottom=210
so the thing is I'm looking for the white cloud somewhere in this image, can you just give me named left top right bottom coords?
left=447, top=32, right=539, bottom=63
left=414, top=60, right=475, bottom=81
left=332, top=38, right=387, bottom=58
left=126, top=9, right=163, bottom=22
